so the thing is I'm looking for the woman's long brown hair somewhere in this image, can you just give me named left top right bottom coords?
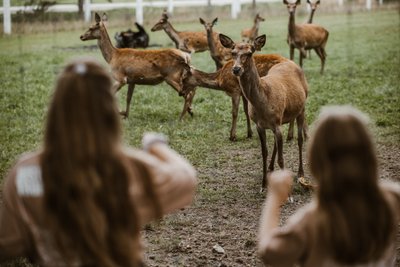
left=308, top=106, right=395, bottom=264
left=41, top=58, right=161, bottom=266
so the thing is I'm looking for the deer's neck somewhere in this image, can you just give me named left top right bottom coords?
left=288, top=12, right=296, bottom=38
left=206, top=29, right=217, bottom=57
left=307, top=10, right=315, bottom=24
left=189, top=68, right=220, bottom=90
left=163, top=22, right=182, bottom=48
left=98, top=26, right=116, bottom=63
left=238, top=60, right=264, bottom=105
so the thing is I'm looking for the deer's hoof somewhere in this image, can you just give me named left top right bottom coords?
left=247, top=132, right=253, bottom=139
left=229, top=136, right=237, bottom=142
left=119, top=111, right=128, bottom=119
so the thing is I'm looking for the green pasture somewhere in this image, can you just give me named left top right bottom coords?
left=0, top=7, right=399, bottom=266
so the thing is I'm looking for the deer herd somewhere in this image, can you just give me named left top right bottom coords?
left=80, top=0, right=328, bottom=190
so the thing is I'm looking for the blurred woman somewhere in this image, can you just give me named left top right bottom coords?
left=258, top=106, right=400, bottom=266
left=0, top=58, right=197, bottom=267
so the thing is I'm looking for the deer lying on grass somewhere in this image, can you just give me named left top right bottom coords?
left=241, top=13, right=265, bottom=43
left=114, top=22, right=149, bottom=49
left=220, top=34, right=308, bottom=189
left=151, top=10, right=209, bottom=53
left=284, top=0, right=329, bottom=74
left=181, top=54, right=288, bottom=141
left=80, top=13, right=195, bottom=119
left=199, top=17, right=232, bottom=70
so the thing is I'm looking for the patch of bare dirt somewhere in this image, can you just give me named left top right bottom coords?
left=142, top=141, right=400, bottom=266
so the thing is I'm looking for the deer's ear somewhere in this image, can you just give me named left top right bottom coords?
left=219, top=34, right=235, bottom=49
left=162, top=10, right=169, bottom=19
left=199, top=18, right=205, bottom=25
left=296, top=0, right=301, bottom=5
left=212, top=17, right=218, bottom=26
left=307, top=0, right=311, bottom=3
left=95, top=13, right=101, bottom=23
left=102, top=13, right=108, bottom=22
left=254, top=34, right=266, bottom=51
left=283, top=0, right=289, bottom=5
left=316, top=0, right=320, bottom=4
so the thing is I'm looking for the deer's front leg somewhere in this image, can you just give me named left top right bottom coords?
left=230, top=95, right=241, bottom=141
left=257, top=126, right=268, bottom=190
left=120, top=83, right=135, bottom=119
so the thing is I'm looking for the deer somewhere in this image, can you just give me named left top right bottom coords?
left=80, top=13, right=195, bottom=119
left=219, top=34, right=308, bottom=189
left=181, top=54, right=288, bottom=141
left=199, top=17, right=232, bottom=70
left=241, top=13, right=265, bottom=43
left=114, top=22, right=149, bottom=49
left=306, top=0, right=320, bottom=59
left=284, top=0, right=329, bottom=74
left=151, top=10, right=209, bottom=53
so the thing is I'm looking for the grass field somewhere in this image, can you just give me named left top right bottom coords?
left=0, top=6, right=399, bottom=266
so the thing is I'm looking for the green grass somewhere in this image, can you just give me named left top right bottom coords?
left=0, top=8, right=399, bottom=266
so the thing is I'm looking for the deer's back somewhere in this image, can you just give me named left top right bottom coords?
left=260, top=61, right=307, bottom=124
left=179, top=31, right=209, bottom=52
left=294, top=24, right=329, bottom=47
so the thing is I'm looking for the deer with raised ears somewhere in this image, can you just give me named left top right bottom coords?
left=80, top=13, right=195, bottom=120
left=181, top=54, right=290, bottom=141
left=219, top=34, right=308, bottom=189
left=241, top=13, right=265, bottom=43
left=151, top=10, right=209, bottom=53
left=199, top=17, right=232, bottom=70
left=307, top=0, right=320, bottom=23
left=284, top=0, right=329, bottom=74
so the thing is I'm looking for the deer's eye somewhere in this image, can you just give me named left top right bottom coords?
left=231, top=52, right=237, bottom=57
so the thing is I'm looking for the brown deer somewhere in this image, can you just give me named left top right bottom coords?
left=241, top=13, right=265, bottom=43
left=307, top=0, right=320, bottom=24
left=284, top=0, right=329, bottom=74
left=306, top=0, right=320, bottom=59
left=151, top=10, right=209, bottom=53
left=80, top=13, right=195, bottom=119
left=199, top=17, right=232, bottom=70
left=181, top=54, right=288, bottom=141
left=219, top=34, right=308, bottom=189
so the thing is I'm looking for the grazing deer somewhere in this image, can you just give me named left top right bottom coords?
left=80, top=13, right=195, bottom=119
left=199, top=17, right=232, bottom=70
left=182, top=54, right=288, bottom=141
left=284, top=0, right=329, bottom=74
left=220, top=34, right=308, bottom=189
left=151, top=10, right=209, bottom=53
left=241, top=13, right=265, bottom=43
left=114, top=22, right=149, bottom=49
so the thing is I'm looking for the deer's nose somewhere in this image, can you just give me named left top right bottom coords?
left=232, top=66, right=241, bottom=76
left=80, top=35, right=84, bottom=40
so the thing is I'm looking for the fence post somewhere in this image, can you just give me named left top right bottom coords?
left=366, top=0, right=371, bottom=9
left=168, top=0, right=174, bottom=13
left=3, top=0, right=11, bottom=34
left=84, top=0, right=91, bottom=22
left=231, top=0, right=241, bottom=19
left=136, top=0, right=143, bottom=24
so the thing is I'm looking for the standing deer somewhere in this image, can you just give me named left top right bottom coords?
left=199, top=17, right=232, bottom=70
left=307, top=0, right=320, bottom=23
left=80, top=13, right=195, bottom=119
left=151, top=10, right=209, bottom=53
left=241, top=13, right=265, bottom=43
left=306, top=0, right=320, bottom=59
left=181, top=54, right=288, bottom=141
left=220, top=34, right=308, bottom=189
left=284, top=0, right=329, bottom=74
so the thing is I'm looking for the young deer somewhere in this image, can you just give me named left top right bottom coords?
left=181, top=54, right=288, bottom=141
left=284, top=0, right=329, bottom=74
left=220, top=34, right=308, bottom=189
left=151, top=10, right=209, bottom=53
left=241, top=13, right=265, bottom=43
left=199, top=17, right=231, bottom=70
left=80, top=13, right=195, bottom=119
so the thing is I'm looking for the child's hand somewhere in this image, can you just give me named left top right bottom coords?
left=268, top=170, right=294, bottom=205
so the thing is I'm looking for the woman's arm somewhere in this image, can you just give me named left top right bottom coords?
left=258, top=170, right=293, bottom=258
